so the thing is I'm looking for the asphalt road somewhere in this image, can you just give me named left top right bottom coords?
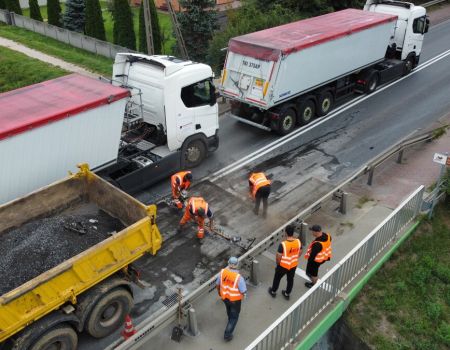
left=79, top=17, right=450, bottom=350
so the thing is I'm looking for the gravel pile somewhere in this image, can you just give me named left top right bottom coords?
left=0, top=203, right=125, bottom=296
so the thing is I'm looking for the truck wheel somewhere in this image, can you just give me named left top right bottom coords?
left=276, top=107, right=296, bottom=135
left=27, top=325, right=77, bottom=350
left=403, top=56, right=414, bottom=75
left=365, top=73, right=379, bottom=94
left=297, top=99, right=315, bottom=125
left=85, top=288, right=133, bottom=338
left=183, top=139, right=206, bottom=168
left=316, top=91, right=334, bottom=117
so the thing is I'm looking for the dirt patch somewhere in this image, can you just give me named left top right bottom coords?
left=0, top=201, right=124, bottom=296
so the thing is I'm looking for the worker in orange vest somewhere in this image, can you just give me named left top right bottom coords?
left=177, top=196, right=213, bottom=241
left=304, top=225, right=332, bottom=288
left=171, top=170, right=192, bottom=209
left=248, top=172, right=272, bottom=218
left=216, top=256, right=247, bottom=341
left=268, top=225, right=301, bottom=300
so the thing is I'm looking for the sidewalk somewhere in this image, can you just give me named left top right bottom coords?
left=136, top=117, right=449, bottom=349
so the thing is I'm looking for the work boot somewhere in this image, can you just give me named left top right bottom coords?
left=304, top=282, right=314, bottom=289
left=268, top=287, right=276, bottom=298
left=253, top=208, right=259, bottom=216
left=282, top=290, right=290, bottom=300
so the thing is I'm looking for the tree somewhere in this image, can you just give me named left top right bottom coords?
left=112, top=0, right=136, bottom=50
left=63, top=0, right=85, bottom=33
left=47, top=0, right=62, bottom=26
left=5, top=0, right=22, bottom=14
left=139, top=0, right=162, bottom=54
left=85, top=0, right=106, bottom=40
left=177, top=0, right=218, bottom=62
left=0, top=0, right=6, bottom=10
left=29, top=0, right=43, bottom=21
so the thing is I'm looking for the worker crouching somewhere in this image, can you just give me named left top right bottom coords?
left=177, top=196, right=213, bottom=241
left=248, top=172, right=272, bottom=218
left=171, top=171, right=192, bottom=209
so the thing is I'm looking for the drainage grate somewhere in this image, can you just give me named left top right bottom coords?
left=162, top=292, right=178, bottom=308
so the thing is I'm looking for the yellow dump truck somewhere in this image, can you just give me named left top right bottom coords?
left=0, top=164, right=162, bottom=350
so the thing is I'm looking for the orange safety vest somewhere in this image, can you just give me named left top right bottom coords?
left=304, top=233, right=332, bottom=263
left=249, top=173, right=271, bottom=198
left=171, top=171, right=191, bottom=192
left=188, top=197, right=208, bottom=216
left=280, top=239, right=301, bottom=269
left=219, top=268, right=243, bottom=301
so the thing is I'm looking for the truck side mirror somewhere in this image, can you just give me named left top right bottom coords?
left=210, top=84, right=217, bottom=106
left=424, top=17, right=430, bottom=34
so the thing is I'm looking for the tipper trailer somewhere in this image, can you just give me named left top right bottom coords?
left=219, top=0, right=429, bottom=135
left=0, top=164, right=162, bottom=350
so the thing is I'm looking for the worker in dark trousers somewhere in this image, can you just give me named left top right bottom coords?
left=248, top=172, right=271, bottom=218
left=268, top=225, right=301, bottom=300
left=216, top=256, right=247, bottom=342
left=304, top=225, right=332, bottom=288
left=171, top=170, right=192, bottom=209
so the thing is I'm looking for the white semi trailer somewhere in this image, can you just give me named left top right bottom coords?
left=219, top=0, right=429, bottom=135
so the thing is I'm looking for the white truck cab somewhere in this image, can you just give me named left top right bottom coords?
left=113, top=54, right=219, bottom=167
left=365, top=0, right=429, bottom=64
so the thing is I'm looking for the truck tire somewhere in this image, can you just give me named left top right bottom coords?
left=183, top=139, right=206, bottom=168
left=365, top=73, right=379, bottom=94
left=403, top=55, right=415, bottom=75
left=85, top=288, right=133, bottom=338
left=26, top=325, right=78, bottom=350
left=297, top=98, right=315, bottom=125
left=276, top=107, right=297, bottom=135
left=316, top=91, right=334, bottom=117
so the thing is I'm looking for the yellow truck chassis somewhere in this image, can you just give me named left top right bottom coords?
left=0, top=164, right=162, bottom=346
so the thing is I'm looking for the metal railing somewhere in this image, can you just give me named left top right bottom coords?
left=245, top=185, right=424, bottom=350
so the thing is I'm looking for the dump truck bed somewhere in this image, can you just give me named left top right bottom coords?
left=0, top=164, right=162, bottom=343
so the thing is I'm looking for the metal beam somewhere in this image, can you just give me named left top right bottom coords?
left=143, top=0, right=154, bottom=55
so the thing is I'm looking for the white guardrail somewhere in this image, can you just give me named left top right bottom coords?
left=245, top=185, right=424, bottom=349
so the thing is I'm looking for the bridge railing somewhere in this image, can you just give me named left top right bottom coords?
left=245, top=185, right=424, bottom=350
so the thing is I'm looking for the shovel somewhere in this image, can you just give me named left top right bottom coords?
left=171, top=288, right=183, bottom=342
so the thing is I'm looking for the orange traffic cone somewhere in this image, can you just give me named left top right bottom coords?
left=121, top=314, right=137, bottom=340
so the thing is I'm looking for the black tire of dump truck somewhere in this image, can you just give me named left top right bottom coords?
left=85, top=288, right=133, bottom=338
left=316, top=91, right=334, bottom=117
left=296, top=98, right=316, bottom=125
left=276, top=106, right=297, bottom=135
left=365, top=72, right=379, bottom=94
left=403, top=55, right=415, bottom=76
left=26, top=326, right=78, bottom=350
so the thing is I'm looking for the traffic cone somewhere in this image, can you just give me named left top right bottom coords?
left=121, top=314, right=137, bottom=340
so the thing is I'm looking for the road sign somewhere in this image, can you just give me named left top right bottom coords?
left=433, top=153, right=448, bottom=165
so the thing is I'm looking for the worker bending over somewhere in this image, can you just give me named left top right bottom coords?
left=248, top=172, right=271, bottom=218
left=171, top=171, right=192, bottom=209
left=178, top=196, right=213, bottom=240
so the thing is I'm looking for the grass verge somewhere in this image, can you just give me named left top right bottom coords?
left=21, top=1, right=175, bottom=54
left=345, top=203, right=450, bottom=350
left=0, top=46, right=68, bottom=93
left=0, top=24, right=113, bottom=76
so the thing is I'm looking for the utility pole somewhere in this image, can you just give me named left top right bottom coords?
left=167, top=0, right=189, bottom=60
left=143, top=0, right=154, bottom=55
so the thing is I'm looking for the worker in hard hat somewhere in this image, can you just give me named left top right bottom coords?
left=177, top=196, right=213, bottom=240
left=216, top=256, right=247, bottom=341
left=171, top=171, right=192, bottom=209
left=248, top=172, right=272, bottom=218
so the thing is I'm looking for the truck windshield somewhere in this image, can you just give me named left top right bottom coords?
left=181, top=79, right=214, bottom=108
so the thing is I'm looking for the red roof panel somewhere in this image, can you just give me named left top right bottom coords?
left=0, top=74, right=129, bottom=141
left=229, top=9, right=397, bottom=61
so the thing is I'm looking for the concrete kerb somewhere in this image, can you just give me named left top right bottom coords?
left=294, top=220, right=422, bottom=350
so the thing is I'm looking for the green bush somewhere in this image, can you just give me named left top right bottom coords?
left=112, top=0, right=136, bottom=50
left=29, top=0, right=43, bottom=21
left=84, top=0, right=106, bottom=40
